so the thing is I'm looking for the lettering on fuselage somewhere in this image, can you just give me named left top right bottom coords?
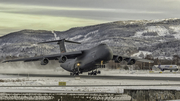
left=165, top=66, right=173, bottom=68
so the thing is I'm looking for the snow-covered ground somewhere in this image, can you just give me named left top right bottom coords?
left=0, top=74, right=179, bottom=86
left=1, top=86, right=180, bottom=93
left=0, top=69, right=179, bottom=92
left=133, top=26, right=170, bottom=38
left=169, top=25, right=180, bottom=39
left=131, top=51, right=152, bottom=58
left=0, top=68, right=180, bottom=95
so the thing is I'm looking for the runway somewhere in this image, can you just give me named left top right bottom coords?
left=0, top=84, right=180, bottom=87
left=0, top=72, right=180, bottom=101
left=1, top=73, right=180, bottom=81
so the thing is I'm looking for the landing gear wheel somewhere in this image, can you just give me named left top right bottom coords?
left=76, top=73, right=79, bottom=75
left=88, top=70, right=99, bottom=76
left=93, top=73, right=97, bottom=75
left=79, top=71, right=83, bottom=74
left=170, top=70, right=172, bottom=72
left=88, top=73, right=92, bottom=75
left=94, top=71, right=97, bottom=74
left=70, top=73, right=73, bottom=76
left=97, top=71, right=101, bottom=74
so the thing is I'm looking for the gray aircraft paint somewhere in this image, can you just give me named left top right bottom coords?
left=3, top=39, right=153, bottom=75
left=61, top=43, right=113, bottom=72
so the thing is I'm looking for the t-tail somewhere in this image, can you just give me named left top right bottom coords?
left=38, top=39, right=81, bottom=53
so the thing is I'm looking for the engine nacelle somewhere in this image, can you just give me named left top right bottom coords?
left=59, top=56, right=67, bottom=63
left=127, top=59, right=136, bottom=65
left=114, top=56, right=123, bottom=63
left=41, top=58, right=49, bottom=65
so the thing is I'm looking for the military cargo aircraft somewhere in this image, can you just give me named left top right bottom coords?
left=3, top=39, right=153, bottom=76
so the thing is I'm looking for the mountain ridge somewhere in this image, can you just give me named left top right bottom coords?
left=1, top=18, right=180, bottom=60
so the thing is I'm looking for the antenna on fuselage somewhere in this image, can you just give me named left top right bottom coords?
left=38, top=39, right=81, bottom=53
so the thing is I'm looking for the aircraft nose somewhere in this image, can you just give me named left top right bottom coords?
left=60, top=63, right=72, bottom=72
left=60, top=63, right=65, bottom=68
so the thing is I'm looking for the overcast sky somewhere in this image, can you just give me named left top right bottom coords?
left=0, top=0, right=180, bottom=36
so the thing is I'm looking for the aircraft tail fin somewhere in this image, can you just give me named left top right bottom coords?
left=38, top=39, right=81, bottom=53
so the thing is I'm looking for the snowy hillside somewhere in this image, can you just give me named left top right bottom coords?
left=1, top=18, right=180, bottom=60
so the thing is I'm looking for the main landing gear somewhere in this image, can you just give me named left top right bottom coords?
left=70, top=71, right=83, bottom=76
left=88, top=70, right=101, bottom=76
left=70, top=72, right=79, bottom=76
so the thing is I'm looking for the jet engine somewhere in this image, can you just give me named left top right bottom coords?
left=59, top=56, right=67, bottom=63
left=114, top=56, right=123, bottom=63
left=41, top=58, right=49, bottom=65
left=126, top=59, right=136, bottom=65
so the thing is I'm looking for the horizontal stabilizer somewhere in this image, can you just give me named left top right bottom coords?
left=38, top=39, right=81, bottom=53
left=38, top=39, right=81, bottom=44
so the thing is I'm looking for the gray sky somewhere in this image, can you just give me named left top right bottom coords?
left=0, top=0, right=180, bottom=36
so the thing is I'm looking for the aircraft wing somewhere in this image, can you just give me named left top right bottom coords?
left=3, top=51, right=82, bottom=63
left=113, top=55, right=154, bottom=63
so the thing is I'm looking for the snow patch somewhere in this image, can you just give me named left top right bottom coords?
left=51, top=31, right=59, bottom=40
left=153, top=56, right=173, bottom=60
left=169, top=26, right=180, bottom=39
left=169, top=26, right=180, bottom=33
left=79, top=37, right=92, bottom=42
left=173, top=34, right=180, bottom=39
left=85, top=30, right=98, bottom=38
left=133, top=26, right=170, bottom=38
left=100, top=39, right=110, bottom=43
left=68, top=35, right=83, bottom=40
left=149, top=18, right=179, bottom=23
left=132, top=51, right=152, bottom=58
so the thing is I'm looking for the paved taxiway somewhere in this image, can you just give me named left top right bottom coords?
left=1, top=73, right=180, bottom=81
left=0, top=84, right=180, bottom=88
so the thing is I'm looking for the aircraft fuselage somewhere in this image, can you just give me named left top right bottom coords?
left=60, top=43, right=113, bottom=72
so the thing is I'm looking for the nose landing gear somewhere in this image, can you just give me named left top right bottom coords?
left=70, top=71, right=83, bottom=76
left=70, top=68, right=83, bottom=76
left=70, top=65, right=83, bottom=76
left=70, top=72, right=79, bottom=76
